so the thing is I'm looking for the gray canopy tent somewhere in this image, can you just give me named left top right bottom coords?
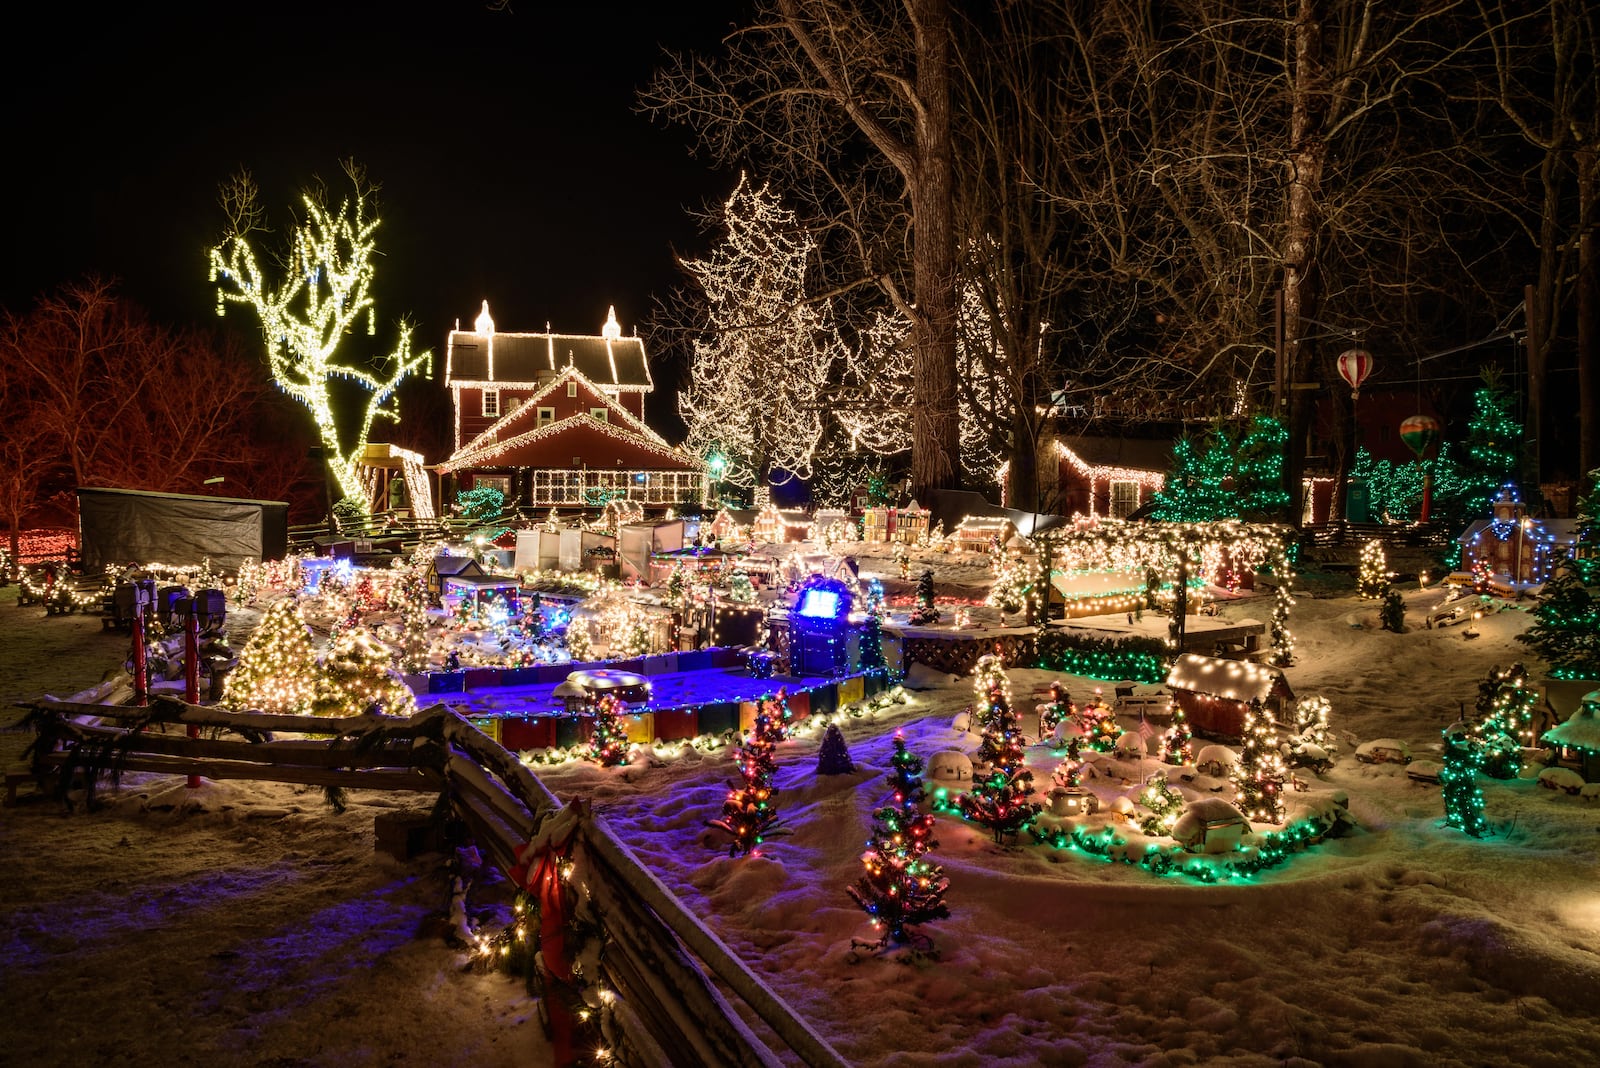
left=77, top=487, right=289, bottom=571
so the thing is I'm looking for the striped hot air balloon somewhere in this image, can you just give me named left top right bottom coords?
left=1399, top=414, right=1441, bottom=458
left=1337, top=349, right=1374, bottom=398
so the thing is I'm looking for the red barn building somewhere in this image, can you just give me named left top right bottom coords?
left=440, top=303, right=705, bottom=510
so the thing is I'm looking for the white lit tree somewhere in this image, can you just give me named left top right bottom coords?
left=224, top=598, right=318, bottom=715
left=678, top=174, right=842, bottom=494
left=209, top=162, right=432, bottom=509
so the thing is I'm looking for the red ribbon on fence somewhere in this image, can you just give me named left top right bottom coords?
left=510, top=820, right=581, bottom=1065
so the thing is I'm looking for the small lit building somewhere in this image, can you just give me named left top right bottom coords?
left=1542, top=689, right=1600, bottom=781
left=953, top=515, right=1016, bottom=554
left=752, top=505, right=812, bottom=544
left=1165, top=653, right=1295, bottom=741
left=429, top=554, right=486, bottom=602
left=894, top=500, right=930, bottom=544
left=861, top=506, right=896, bottom=543
left=1457, top=484, right=1578, bottom=589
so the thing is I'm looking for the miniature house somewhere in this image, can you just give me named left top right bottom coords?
left=861, top=506, right=896, bottom=543
left=1542, top=690, right=1600, bottom=781
left=895, top=501, right=930, bottom=544
left=1456, top=483, right=1578, bottom=589
left=751, top=505, right=812, bottom=544
left=429, top=554, right=486, bottom=602
left=953, top=515, right=1016, bottom=554
left=1165, top=653, right=1294, bottom=740
left=1172, top=797, right=1251, bottom=853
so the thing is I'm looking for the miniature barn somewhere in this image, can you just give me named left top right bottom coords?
left=429, top=554, right=487, bottom=601
left=751, top=505, right=812, bottom=544
left=1166, top=653, right=1295, bottom=740
left=953, top=515, right=1016, bottom=553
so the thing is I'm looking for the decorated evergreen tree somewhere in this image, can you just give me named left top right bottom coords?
left=1076, top=692, right=1120, bottom=753
left=1160, top=707, right=1194, bottom=766
left=708, top=710, right=787, bottom=857
left=1136, top=773, right=1186, bottom=837
left=1358, top=540, right=1391, bottom=599
left=1038, top=681, right=1074, bottom=740
left=224, top=597, right=319, bottom=714
left=1231, top=700, right=1288, bottom=824
left=909, top=569, right=940, bottom=625
left=1380, top=588, right=1406, bottom=633
left=1473, top=663, right=1537, bottom=778
left=1285, top=695, right=1338, bottom=771
left=858, top=611, right=889, bottom=678
left=816, top=723, right=855, bottom=774
left=959, top=682, right=1040, bottom=843
left=757, top=689, right=793, bottom=744
left=1147, top=427, right=1237, bottom=522
left=313, top=625, right=419, bottom=718
left=666, top=565, right=687, bottom=609
left=727, top=570, right=756, bottom=603
left=1234, top=414, right=1290, bottom=521
left=1440, top=723, right=1490, bottom=838
left=587, top=694, right=630, bottom=767
left=846, top=731, right=950, bottom=945
left=1518, top=472, right=1600, bottom=678
left=1461, top=372, right=1522, bottom=515
left=1052, top=737, right=1087, bottom=788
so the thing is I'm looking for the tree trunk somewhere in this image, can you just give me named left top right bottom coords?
left=1579, top=146, right=1596, bottom=481
left=908, top=0, right=961, bottom=501
left=1283, top=0, right=1329, bottom=528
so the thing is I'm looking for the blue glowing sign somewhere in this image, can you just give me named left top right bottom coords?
left=798, top=588, right=841, bottom=619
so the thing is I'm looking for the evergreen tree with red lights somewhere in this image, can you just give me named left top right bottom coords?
left=847, top=731, right=950, bottom=945
left=959, top=681, right=1040, bottom=843
left=709, top=708, right=787, bottom=857
left=1161, top=706, right=1194, bottom=766
left=587, top=694, right=630, bottom=767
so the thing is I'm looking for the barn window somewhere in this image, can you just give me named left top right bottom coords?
left=482, top=389, right=500, bottom=418
left=1109, top=480, right=1140, bottom=518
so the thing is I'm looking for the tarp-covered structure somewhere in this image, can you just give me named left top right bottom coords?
left=77, top=487, right=288, bottom=571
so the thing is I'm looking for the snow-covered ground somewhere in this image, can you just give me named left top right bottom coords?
left=5, top=561, right=1600, bottom=1067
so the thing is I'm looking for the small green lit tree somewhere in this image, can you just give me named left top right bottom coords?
left=1440, top=723, right=1489, bottom=837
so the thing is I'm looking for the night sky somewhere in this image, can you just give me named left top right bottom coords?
left=2, top=1, right=741, bottom=448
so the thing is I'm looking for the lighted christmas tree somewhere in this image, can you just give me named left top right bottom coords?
left=1147, top=428, right=1237, bottom=522
left=313, top=625, right=418, bottom=718
left=587, top=694, right=630, bottom=767
left=727, top=570, right=756, bottom=603
left=1461, top=371, right=1522, bottom=514
left=666, top=565, right=687, bottom=609
left=1234, top=414, right=1290, bottom=521
left=846, top=731, right=950, bottom=945
left=1136, top=774, right=1186, bottom=837
left=1231, top=700, right=1287, bottom=824
left=1285, top=695, right=1337, bottom=771
left=858, top=611, right=889, bottom=678
left=1077, top=692, right=1120, bottom=753
left=1357, top=540, right=1391, bottom=599
left=1473, top=663, right=1536, bottom=778
left=1160, top=707, right=1194, bottom=766
left=1052, top=737, right=1087, bottom=788
left=909, top=569, right=940, bottom=625
left=959, top=681, right=1040, bottom=843
left=708, top=709, right=787, bottom=857
left=1038, top=681, right=1074, bottom=740
left=816, top=723, right=854, bottom=774
left=986, top=557, right=1032, bottom=615
left=1439, top=723, right=1490, bottom=837
left=1518, top=474, right=1600, bottom=677
left=224, top=598, right=318, bottom=714
left=757, top=689, right=793, bottom=744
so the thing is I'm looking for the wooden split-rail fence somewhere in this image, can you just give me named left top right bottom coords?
left=17, top=692, right=851, bottom=1068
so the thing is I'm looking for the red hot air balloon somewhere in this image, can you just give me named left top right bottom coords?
left=1337, top=349, right=1374, bottom=398
left=1399, top=414, right=1441, bottom=458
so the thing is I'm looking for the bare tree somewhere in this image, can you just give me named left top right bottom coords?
left=1474, top=0, right=1599, bottom=482
left=0, top=279, right=309, bottom=535
left=643, top=0, right=961, bottom=500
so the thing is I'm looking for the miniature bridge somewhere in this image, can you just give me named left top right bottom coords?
left=18, top=692, right=852, bottom=1068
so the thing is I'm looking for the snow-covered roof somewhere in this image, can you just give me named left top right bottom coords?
left=1542, top=695, right=1600, bottom=753
left=1173, top=797, right=1247, bottom=838
left=1166, top=653, right=1291, bottom=703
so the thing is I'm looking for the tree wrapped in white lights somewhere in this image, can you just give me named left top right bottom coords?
left=224, top=598, right=318, bottom=715
left=209, top=162, right=432, bottom=508
left=679, top=174, right=841, bottom=492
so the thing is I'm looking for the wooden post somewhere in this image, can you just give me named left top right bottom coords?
left=184, top=608, right=201, bottom=789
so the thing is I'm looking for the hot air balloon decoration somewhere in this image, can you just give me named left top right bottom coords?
left=1399, top=414, right=1441, bottom=459
left=1337, top=349, right=1374, bottom=399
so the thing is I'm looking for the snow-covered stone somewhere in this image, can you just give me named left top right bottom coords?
left=1537, top=767, right=1585, bottom=795
left=927, top=750, right=974, bottom=783
left=1355, top=738, right=1412, bottom=765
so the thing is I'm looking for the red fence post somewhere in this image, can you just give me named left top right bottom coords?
left=131, top=604, right=148, bottom=707
left=184, top=609, right=201, bottom=789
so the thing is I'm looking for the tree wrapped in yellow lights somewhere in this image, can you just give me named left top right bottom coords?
left=223, top=598, right=318, bottom=714
left=209, top=161, right=432, bottom=509
left=1230, top=700, right=1288, bottom=824
left=313, top=626, right=418, bottom=718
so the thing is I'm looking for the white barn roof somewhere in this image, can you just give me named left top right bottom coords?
left=1166, top=653, right=1291, bottom=704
